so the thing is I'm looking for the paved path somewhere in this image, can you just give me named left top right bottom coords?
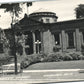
left=0, top=61, right=84, bottom=83
left=0, top=69, right=84, bottom=84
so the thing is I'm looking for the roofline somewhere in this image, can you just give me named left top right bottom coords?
left=44, top=18, right=84, bottom=25
left=29, top=12, right=56, bottom=14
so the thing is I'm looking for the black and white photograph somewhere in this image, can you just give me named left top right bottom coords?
left=0, top=0, right=84, bottom=84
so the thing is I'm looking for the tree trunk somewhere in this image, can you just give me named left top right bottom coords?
left=11, top=25, right=18, bottom=75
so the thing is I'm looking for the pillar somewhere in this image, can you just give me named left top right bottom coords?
left=73, top=32, right=76, bottom=48
left=75, top=29, right=81, bottom=51
left=52, top=34, right=55, bottom=45
left=65, top=33, right=68, bottom=48
left=43, top=30, right=53, bottom=54
left=59, top=33, right=62, bottom=47
left=80, top=32, right=83, bottom=45
left=61, top=30, right=66, bottom=52
left=32, top=32, right=36, bottom=54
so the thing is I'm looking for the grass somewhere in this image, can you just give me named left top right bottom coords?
left=26, top=60, right=84, bottom=70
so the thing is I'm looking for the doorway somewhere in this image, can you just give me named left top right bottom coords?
left=24, top=31, right=33, bottom=55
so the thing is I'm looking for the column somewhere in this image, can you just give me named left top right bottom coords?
left=61, top=30, right=66, bottom=52
left=73, top=32, right=76, bottom=47
left=52, top=34, right=55, bottom=45
left=75, top=29, right=81, bottom=51
left=65, top=33, right=68, bottom=48
left=32, top=32, right=36, bottom=54
left=59, top=33, right=62, bottom=47
left=43, top=30, right=52, bottom=54
left=80, top=32, right=83, bottom=45
left=40, top=31, right=44, bottom=53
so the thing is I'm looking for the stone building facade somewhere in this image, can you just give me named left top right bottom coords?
left=13, top=13, right=84, bottom=56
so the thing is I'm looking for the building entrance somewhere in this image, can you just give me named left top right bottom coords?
left=24, top=31, right=33, bottom=55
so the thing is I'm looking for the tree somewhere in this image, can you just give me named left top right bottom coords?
left=0, top=2, right=33, bottom=75
left=0, top=3, right=23, bottom=74
left=22, top=2, right=32, bottom=16
left=26, top=2, right=32, bottom=15
left=75, top=4, right=84, bottom=19
left=0, top=29, right=12, bottom=65
left=0, top=3, right=22, bottom=24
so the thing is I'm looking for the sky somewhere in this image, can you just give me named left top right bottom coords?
left=0, top=0, right=84, bottom=29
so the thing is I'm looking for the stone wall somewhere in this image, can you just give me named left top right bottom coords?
left=43, top=30, right=54, bottom=54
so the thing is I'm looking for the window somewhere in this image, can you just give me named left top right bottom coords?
left=54, top=19, right=57, bottom=22
left=24, top=31, right=33, bottom=55
left=46, top=19, right=50, bottom=23
left=68, top=32, right=74, bottom=48
left=54, top=33, right=60, bottom=45
left=82, top=32, right=84, bottom=42
left=35, top=30, right=41, bottom=54
left=40, top=19, right=43, bottom=22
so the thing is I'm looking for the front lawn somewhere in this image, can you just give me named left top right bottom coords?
left=26, top=60, right=84, bottom=70
left=21, top=52, right=84, bottom=69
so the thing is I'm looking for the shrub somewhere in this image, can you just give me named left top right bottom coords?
left=78, top=55, right=84, bottom=60
left=63, top=53, right=73, bottom=61
left=21, top=60, right=30, bottom=69
left=70, top=53, right=79, bottom=60
left=0, top=53, right=13, bottom=66
left=43, top=53, right=63, bottom=62
left=21, top=53, right=47, bottom=69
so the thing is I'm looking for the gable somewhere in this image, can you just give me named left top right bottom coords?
left=19, top=15, right=42, bottom=26
left=14, top=15, right=44, bottom=31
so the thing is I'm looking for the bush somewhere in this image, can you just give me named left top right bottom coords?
left=43, top=53, right=63, bottom=62
left=21, top=51, right=84, bottom=69
left=21, top=53, right=47, bottom=69
left=63, top=53, right=73, bottom=61
left=21, top=60, right=30, bottom=69
left=70, top=53, right=79, bottom=60
left=79, top=55, right=84, bottom=60
left=0, top=53, right=13, bottom=66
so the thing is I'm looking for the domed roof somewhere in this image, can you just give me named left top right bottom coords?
left=33, top=8, right=54, bottom=13
left=29, top=8, right=58, bottom=18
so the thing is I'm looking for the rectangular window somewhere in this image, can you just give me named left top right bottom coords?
left=35, top=30, right=41, bottom=54
left=46, top=19, right=50, bottom=23
left=54, top=33, right=60, bottom=45
left=82, top=32, right=84, bottom=42
left=68, top=32, right=74, bottom=48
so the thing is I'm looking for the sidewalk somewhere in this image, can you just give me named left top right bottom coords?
left=0, top=61, right=84, bottom=83
left=0, top=69, right=84, bottom=83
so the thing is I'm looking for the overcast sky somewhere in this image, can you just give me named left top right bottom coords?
left=0, top=0, right=84, bottom=29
